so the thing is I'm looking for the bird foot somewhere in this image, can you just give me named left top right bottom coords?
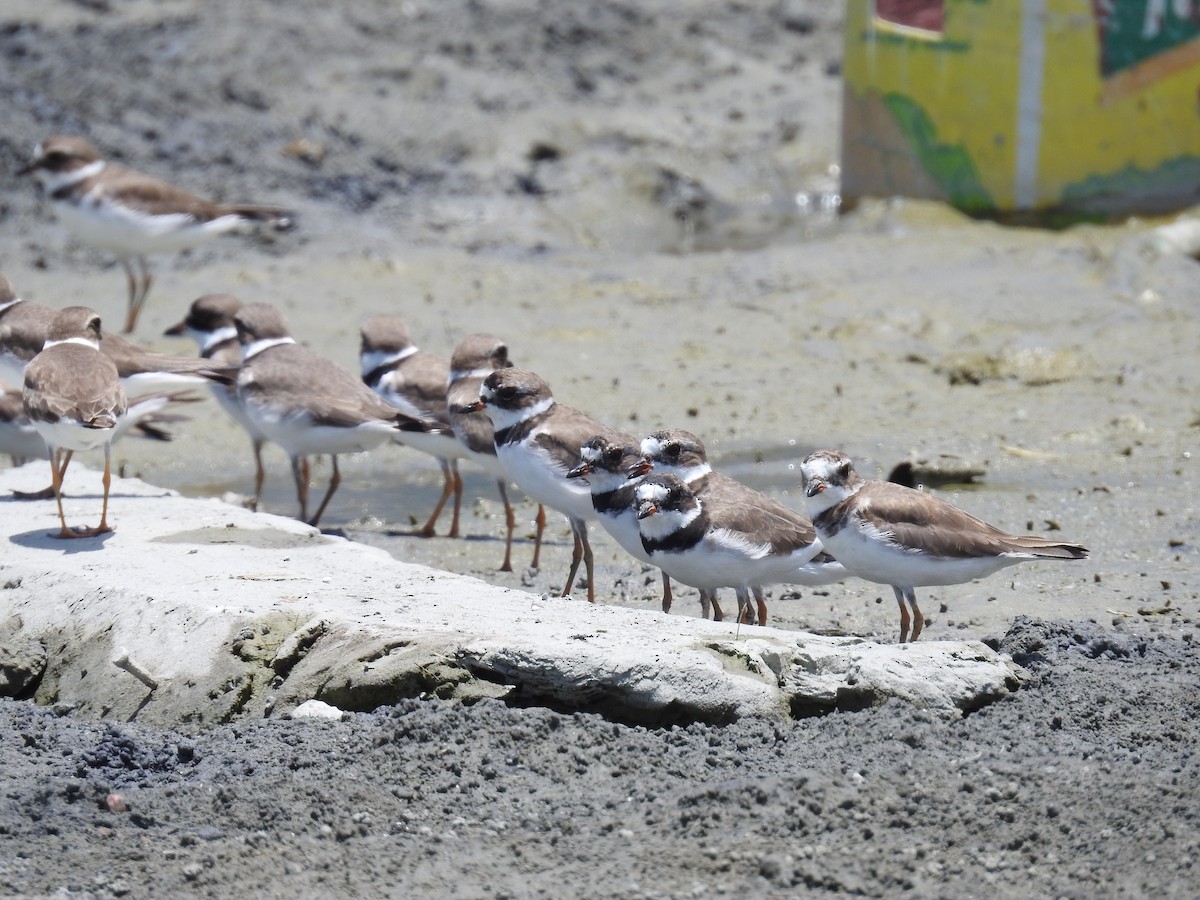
left=51, top=523, right=113, bottom=539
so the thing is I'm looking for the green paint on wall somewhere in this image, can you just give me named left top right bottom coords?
left=884, top=93, right=995, bottom=214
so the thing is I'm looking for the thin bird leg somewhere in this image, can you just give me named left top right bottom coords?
left=561, top=517, right=585, bottom=598
left=447, top=461, right=463, bottom=538
left=905, top=586, right=925, bottom=642
left=132, top=257, right=152, bottom=333
left=660, top=571, right=673, bottom=614
left=894, top=585, right=912, bottom=643
left=308, top=454, right=341, bottom=528
left=49, top=448, right=71, bottom=538
left=121, top=259, right=140, bottom=334
left=735, top=587, right=752, bottom=625
left=418, top=458, right=457, bottom=537
left=581, top=525, right=596, bottom=603
left=291, top=454, right=310, bottom=522
left=250, top=438, right=265, bottom=512
left=14, top=447, right=72, bottom=500
left=530, top=503, right=546, bottom=570
left=95, top=443, right=113, bottom=534
left=496, top=478, right=515, bottom=572
left=753, top=585, right=768, bottom=626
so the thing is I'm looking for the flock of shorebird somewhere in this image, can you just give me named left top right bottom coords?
left=1, top=136, right=1090, bottom=643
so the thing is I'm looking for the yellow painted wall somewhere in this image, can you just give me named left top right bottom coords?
left=843, top=0, right=1200, bottom=217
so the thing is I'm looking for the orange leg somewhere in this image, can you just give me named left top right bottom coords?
left=308, top=455, right=341, bottom=528
left=496, top=478, right=515, bottom=572
left=735, top=587, right=753, bottom=625
left=250, top=439, right=265, bottom=512
left=14, top=447, right=71, bottom=501
left=121, top=256, right=153, bottom=333
left=292, top=455, right=310, bottom=522
left=49, top=448, right=71, bottom=538
left=754, top=585, right=768, bottom=626
left=446, top=461, right=463, bottom=538
left=894, top=586, right=924, bottom=642
left=561, top=521, right=583, bottom=597
left=418, top=458, right=458, bottom=538
left=95, top=444, right=113, bottom=535
left=530, top=503, right=546, bottom=570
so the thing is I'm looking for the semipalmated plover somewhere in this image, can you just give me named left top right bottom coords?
left=633, top=472, right=835, bottom=626
left=234, top=303, right=439, bottom=528
left=0, top=272, right=232, bottom=394
left=164, top=293, right=274, bottom=510
left=4, top=387, right=193, bottom=499
left=565, top=433, right=675, bottom=613
left=446, top=333, right=545, bottom=572
left=799, top=449, right=1089, bottom=642
left=360, top=314, right=465, bottom=537
left=21, top=307, right=127, bottom=538
left=22, top=136, right=295, bottom=333
left=630, top=428, right=844, bottom=623
left=459, top=367, right=621, bottom=603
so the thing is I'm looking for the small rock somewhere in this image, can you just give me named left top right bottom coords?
left=290, top=699, right=345, bottom=720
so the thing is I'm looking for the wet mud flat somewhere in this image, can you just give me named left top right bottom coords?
left=1, top=619, right=1197, bottom=898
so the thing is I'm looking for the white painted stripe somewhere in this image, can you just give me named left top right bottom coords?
left=1014, top=0, right=1047, bottom=210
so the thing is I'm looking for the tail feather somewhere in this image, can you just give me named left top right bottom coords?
left=1009, top=537, right=1088, bottom=560
left=396, top=414, right=445, bottom=436
left=228, top=204, right=297, bottom=232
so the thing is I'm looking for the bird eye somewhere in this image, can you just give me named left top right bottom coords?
left=497, top=385, right=517, bottom=399
left=665, top=443, right=680, bottom=458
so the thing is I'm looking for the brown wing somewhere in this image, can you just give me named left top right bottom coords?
left=23, top=344, right=126, bottom=427
left=98, top=166, right=228, bottom=221
left=245, top=344, right=427, bottom=430
left=0, top=389, right=25, bottom=421
left=446, top=375, right=496, bottom=455
left=700, top=472, right=819, bottom=554
left=100, top=332, right=235, bottom=382
left=0, top=301, right=56, bottom=366
left=856, top=481, right=1088, bottom=559
left=529, top=405, right=622, bottom=476
left=386, top=351, right=451, bottom=426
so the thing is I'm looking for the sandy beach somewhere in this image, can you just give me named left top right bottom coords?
left=1, top=1, right=1199, bottom=896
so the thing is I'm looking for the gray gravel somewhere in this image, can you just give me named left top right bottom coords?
left=2, top=619, right=1198, bottom=898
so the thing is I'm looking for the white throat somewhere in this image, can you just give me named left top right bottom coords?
left=40, top=159, right=105, bottom=194
left=198, top=324, right=238, bottom=354
left=486, top=394, right=554, bottom=431
left=640, top=500, right=701, bottom=540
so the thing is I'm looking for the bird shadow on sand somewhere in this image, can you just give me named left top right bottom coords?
left=9, top=527, right=116, bottom=553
